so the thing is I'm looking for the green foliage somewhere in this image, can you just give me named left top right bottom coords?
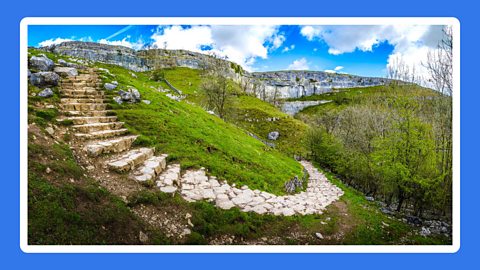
left=150, top=69, right=166, bottom=82
left=303, top=86, right=451, bottom=218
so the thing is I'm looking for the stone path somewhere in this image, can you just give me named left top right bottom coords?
left=171, top=160, right=343, bottom=216
left=58, top=68, right=343, bottom=217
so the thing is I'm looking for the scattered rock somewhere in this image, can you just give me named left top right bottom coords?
left=420, top=227, right=431, bottom=237
left=142, top=100, right=151, bottom=105
left=38, top=88, right=54, bottom=98
left=29, top=55, right=54, bottom=71
left=267, top=131, right=280, bottom=140
left=365, top=196, right=375, bottom=202
left=45, top=127, right=55, bottom=136
left=117, top=88, right=141, bottom=103
left=104, top=83, right=117, bottom=91
left=45, top=167, right=52, bottom=174
left=30, top=72, right=60, bottom=87
left=54, top=66, right=78, bottom=77
left=315, top=232, right=324, bottom=239
left=113, top=96, right=123, bottom=104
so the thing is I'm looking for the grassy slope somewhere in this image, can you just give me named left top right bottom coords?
left=95, top=64, right=303, bottom=195
left=158, top=67, right=309, bottom=156
left=27, top=48, right=448, bottom=244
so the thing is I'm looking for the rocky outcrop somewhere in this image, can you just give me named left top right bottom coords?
left=49, top=41, right=148, bottom=72
left=44, top=41, right=390, bottom=100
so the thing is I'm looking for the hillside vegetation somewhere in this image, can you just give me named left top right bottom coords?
left=27, top=48, right=450, bottom=245
left=297, top=85, right=452, bottom=220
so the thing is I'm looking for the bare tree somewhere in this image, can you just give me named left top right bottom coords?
left=200, top=54, right=232, bottom=119
left=423, top=26, right=453, bottom=95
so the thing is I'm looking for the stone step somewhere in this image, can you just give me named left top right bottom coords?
left=64, top=110, right=114, bottom=117
left=60, top=81, right=102, bottom=87
left=74, top=128, right=129, bottom=140
left=58, top=116, right=118, bottom=125
left=84, top=135, right=138, bottom=157
left=60, top=89, right=104, bottom=97
left=60, top=98, right=107, bottom=104
left=157, top=164, right=181, bottom=191
left=72, top=122, right=124, bottom=133
left=60, top=103, right=108, bottom=111
left=106, top=147, right=155, bottom=173
left=130, top=154, right=168, bottom=182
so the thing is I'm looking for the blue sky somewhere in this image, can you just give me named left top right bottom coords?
left=28, top=24, right=444, bottom=77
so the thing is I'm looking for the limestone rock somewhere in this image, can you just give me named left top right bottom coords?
left=38, top=88, right=54, bottom=98
left=29, top=55, right=54, bottom=71
left=104, top=83, right=117, bottom=91
left=30, top=72, right=60, bottom=87
left=267, top=131, right=279, bottom=140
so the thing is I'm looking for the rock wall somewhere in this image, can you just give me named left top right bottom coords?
left=44, top=41, right=389, bottom=99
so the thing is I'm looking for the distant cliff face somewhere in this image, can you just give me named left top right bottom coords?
left=45, top=41, right=389, bottom=99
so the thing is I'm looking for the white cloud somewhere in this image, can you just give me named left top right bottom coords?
left=151, top=25, right=213, bottom=51
left=287, top=58, right=309, bottom=70
left=324, top=66, right=345, bottom=74
left=38, top=37, right=73, bottom=47
left=98, top=37, right=145, bottom=50
left=300, top=25, right=446, bottom=81
left=282, top=44, right=295, bottom=53
left=150, top=25, right=284, bottom=71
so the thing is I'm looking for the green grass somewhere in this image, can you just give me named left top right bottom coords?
left=28, top=132, right=169, bottom=245
left=93, top=63, right=303, bottom=195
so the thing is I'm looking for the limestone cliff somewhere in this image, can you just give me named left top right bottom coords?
left=44, top=41, right=389, bottom=100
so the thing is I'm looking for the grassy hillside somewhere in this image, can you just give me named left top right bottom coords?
left=157, top=67, right=309, bottom=156
left=27, top=48, right=450, bottom=245
left=91, top=63, right=305, bottom=195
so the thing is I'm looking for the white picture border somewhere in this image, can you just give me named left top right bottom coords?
left=19, top=17, right=461, bottom=253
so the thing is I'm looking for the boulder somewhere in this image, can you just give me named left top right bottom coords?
left=29, top=55, right=54, bottom=71
left=117, top=88, right=141, bottom=103
left=267, top=131, right=279, bottom=140
left=54, top=67, right=78, bottom=77
left=104, top=83, right=117, bottom=90
left=38, top=88, right=53, bottom=98
left=30, top=72, right=60, bottom=87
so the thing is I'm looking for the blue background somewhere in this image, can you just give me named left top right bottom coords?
left=1, top=0, right=475, bottom=269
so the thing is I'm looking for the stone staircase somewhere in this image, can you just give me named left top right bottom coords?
left=57, top=68, right=343, bottom=217
left=58, top=69, right=180, bottom=185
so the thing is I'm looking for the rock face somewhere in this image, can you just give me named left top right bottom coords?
left=30, top=72, right=60, bottom=86
left=29, top=55, right=54, bottom=71
left=50, top=41, right=148, bottom=72
left=281, top=100, right=332, bottom=116
left=44, top=41, right=390, bottom=100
